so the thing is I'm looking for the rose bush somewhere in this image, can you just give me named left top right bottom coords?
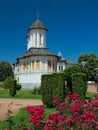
left=4, top=92, right=98, bottom=130
left=45, top=92, right=98, bottom=130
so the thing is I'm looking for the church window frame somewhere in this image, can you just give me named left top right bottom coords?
left=48, top=60, right=51, bottom=69
left=59, top=65, right=63, bottom=72
left=21, top=62, right=26, bottom=70
left=36, top=60, right=40, bottom=70
left=31, top=61, right=34, bottom=69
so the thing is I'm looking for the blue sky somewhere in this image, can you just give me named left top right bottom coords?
left=0, top=0, right=98, bottom=64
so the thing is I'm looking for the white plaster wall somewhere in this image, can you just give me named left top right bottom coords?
left=27, top=29, right=46, bottom=50
left=14, top=56, right=57, bottom=88
left=57, top=62, right=66, bottom=72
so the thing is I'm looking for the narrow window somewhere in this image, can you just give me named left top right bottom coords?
left=21, top=62, right=26, bottom=70
left=40, top=34, right=41, bottom=46
left=32, top=61, right=34, bottom=69
left=48, top=60, right=51, bottom=69
left=36, top=60, right=40, bottom=69
left=61, top=66, right=63, bottom=72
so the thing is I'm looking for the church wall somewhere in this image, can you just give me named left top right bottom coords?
left=27, top=29, right=46, bottom=50
left=57, top=62, right=66, bottom=72
left=14, top=55, right=57, bottom=88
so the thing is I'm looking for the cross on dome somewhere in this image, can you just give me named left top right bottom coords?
left=35, top=11, right=40, bottom=20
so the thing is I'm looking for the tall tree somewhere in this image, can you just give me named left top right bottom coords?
left=78, top=53, right=98, bottom=81
left=0, top=61, right=13, bottom=82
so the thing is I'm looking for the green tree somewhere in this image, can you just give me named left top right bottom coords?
left=0, top=61, right=13, bottom=82
left=78, top=53, right=98, bottom=81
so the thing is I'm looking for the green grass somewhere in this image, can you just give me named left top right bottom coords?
left=0, top=107, right=56, bottom=129
left=0, top=89, right=41, bottom=99
left=86, top=92, right=97, bottom=98
left=0, top=89, right=97, bottom=99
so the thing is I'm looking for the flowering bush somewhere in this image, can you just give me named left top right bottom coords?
left=26, top=105, right=45, bottom=129
left=45, top=92, right=98, bottom=130
left=5, top=92, right=98, bottom=130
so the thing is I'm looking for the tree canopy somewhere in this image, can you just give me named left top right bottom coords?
left=78, top=53, right=98, bottom=81
left=0, top=61, right=13, bottom=82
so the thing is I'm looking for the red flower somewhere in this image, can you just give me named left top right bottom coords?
left=84, top=111, right=96, bottom=122
left=71, top=104, right=80, bottom=114
left=70, top=93, right=78, bottom=100
left=59, top=102, right=66, bottom=110
left=65, top=117, right=75, bottom=125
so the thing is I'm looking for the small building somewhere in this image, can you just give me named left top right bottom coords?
left=14, top=18, right=74, bottom=88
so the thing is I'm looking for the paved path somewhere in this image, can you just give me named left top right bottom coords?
left=0, top=98, right=42, bottom=121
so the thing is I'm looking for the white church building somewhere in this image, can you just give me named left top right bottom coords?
left=14, top=18, right=73, bottom=88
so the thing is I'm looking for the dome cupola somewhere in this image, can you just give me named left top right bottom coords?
left=29, top=20, right=48, bottom=31
left=27, top=19, right=48, bottom=50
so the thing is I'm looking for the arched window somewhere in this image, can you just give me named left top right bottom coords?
left=36, top=60, right=40, bottom=69
left=48, top=60, right=51, bottom=69
left=21, top=62, right=26, bottom=70
left=31, top=61, right=34, bottom=69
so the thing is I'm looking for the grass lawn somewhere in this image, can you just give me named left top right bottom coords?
left=0, top=89, right=41, bottom=99
left=0, top=107, right=56, bottom=129
left=86, top=92, right=97, bottom=98
left=0, top=88, right=97, bottom=99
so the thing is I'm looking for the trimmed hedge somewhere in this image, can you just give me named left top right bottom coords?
left=41, top=74, right=53, bottom=108
left=9, top=87, right=16, bottom=96
left=72, top=73, right=87, bottom=99
left=41, top=73, right=66, bottom=108
left=57, top=73, right=66, bottom=104
left=64, top=65, right=82, bottom=91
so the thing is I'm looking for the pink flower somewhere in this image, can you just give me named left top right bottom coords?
left=71, top=102, right=81, bottom=115
left=65, top=117, right=75, bottom=125
left=70, top=93, right=78, bottom=100
left=35, top=121, right=41, bottom=127
left=53, top=100, right=58, bottom=104
left=59, top=102, right=66, bottom=110
left=84, top=111, right=96, bottom=122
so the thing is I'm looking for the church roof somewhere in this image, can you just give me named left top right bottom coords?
left=17, top=48, right=59, bottom=60
left=29, top=20, right=48, bottom=31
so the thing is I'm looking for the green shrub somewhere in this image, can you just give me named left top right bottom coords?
left=72, top=73, right=87, bottom=99
left=57, top=73, right=66, bottom=104
left=16, top=84, right=22, bottom=91
left=41, top=74, right=53, bottom=108
left=37, top=86, right=42, bottom=94
left=3, top=77, right=14, bottom=89
left=33, top=87, right=37, bottom=94
left=9, top=87, right=16, bottom=97
left=64, top=65, right=82, bottom=91
left=41, top=73, right=66, bottom=108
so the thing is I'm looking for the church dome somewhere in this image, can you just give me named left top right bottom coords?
left=29, top=20, right=48, bottom=31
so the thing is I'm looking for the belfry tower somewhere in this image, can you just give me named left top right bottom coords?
left=27, top=19, right=48, bottom=50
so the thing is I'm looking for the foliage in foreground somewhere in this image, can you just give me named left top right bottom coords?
left=4, top=92, right=98, bottom=130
